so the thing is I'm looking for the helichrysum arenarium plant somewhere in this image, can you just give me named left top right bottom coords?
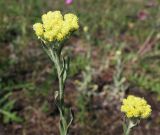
left=33, top=10, right=79, bottom=135
left=121, top=95, right=152, bottom=135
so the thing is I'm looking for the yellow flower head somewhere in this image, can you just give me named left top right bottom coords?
left=33, top=11, right=79, bottom=43
left=121, top=95, right=152, bottom=119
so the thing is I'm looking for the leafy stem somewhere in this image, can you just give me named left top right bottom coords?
left=44, top=43, right=72, bottom=135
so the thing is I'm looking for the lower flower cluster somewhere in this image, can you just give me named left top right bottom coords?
left=121, top=95, right=152, bottom=119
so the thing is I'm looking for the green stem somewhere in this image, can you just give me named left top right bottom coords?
left=124, top=119, right=137, bottom=135
left=125, top=125, right=131, bottom=135
left=55, top=52, right=64, bottom=105
left=49, top=47, right=64, bottom=104
left=48, top=46, right=72, bottom=135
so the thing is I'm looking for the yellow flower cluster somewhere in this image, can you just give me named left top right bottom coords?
left=121, top=95, right=151, bottom=119
left=33, top=11, right=79, bottom=42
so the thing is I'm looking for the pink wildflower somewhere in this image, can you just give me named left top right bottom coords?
left=65, top=0, right=73, bottom=5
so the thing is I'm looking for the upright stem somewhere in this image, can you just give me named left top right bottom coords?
left=48, top=46, right=72, bottom=135
left=125, top=125, right=131, bottom=135
left=55, top=52, right=64, bottom=106
left=49, top=47, right=64, bottom=106
left=124, top=119, right=136, bottom=135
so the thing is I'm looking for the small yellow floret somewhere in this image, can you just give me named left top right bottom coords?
left=121, top=95, right=152, bottom=119
left=44, top=31, right=55, bottom=42
left=33, top=23, right=44, bottom=37
left=83, top=26, right=88, bottom=32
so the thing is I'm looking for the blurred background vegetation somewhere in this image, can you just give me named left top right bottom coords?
left=0, top=0, right=160, bottom=135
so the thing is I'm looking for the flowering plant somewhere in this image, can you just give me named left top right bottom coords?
left=121, top=95, right=152, bottom=135
left=33, top=11, right=79, bottom=135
